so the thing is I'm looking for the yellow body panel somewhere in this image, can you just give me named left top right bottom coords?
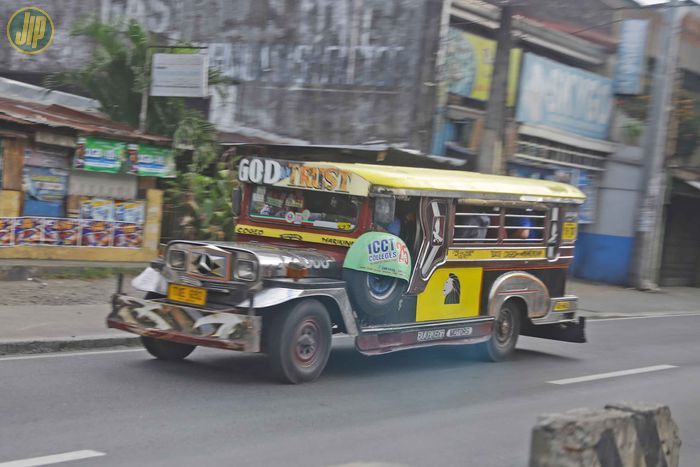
left=416, top=267, right=483, bottom=322
left=447, top=248, right=546, bottom=261
left=235, top=224, right=356, bottom=247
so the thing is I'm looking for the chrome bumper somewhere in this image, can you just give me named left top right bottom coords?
left=108, top=295, right=262, bottom=352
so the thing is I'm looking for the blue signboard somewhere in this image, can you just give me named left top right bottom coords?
left=22, top=166, right=69, bottom=217
left=615, top=20, right=649, bottom=95
left=516, top=53, right=613, bottom=140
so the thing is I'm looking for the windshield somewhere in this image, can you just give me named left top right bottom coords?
left=249, top=185, right=360, bottom=232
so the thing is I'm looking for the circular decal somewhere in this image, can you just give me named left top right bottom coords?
left=6, top=7, right=54, bottom=55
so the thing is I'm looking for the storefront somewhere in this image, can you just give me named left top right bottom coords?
left=509, top=53, right=626, bottom=283
left=0, top=97, right=174, bottom=262
left=431, top=26, right=522, bottom=164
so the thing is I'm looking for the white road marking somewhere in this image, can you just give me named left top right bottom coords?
left=548, top=364, right=678, bottom=385
left=0, top=450, right=105, bottom=467
left=0, top=348, right=143, bottom=362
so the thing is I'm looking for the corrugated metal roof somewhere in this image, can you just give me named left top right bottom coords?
left=0, top=97, right=169, bottom=144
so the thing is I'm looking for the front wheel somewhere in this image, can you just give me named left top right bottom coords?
left=141, top=336, right=196, bottom=361
left=267, top=299, right=332, bottom=384
left=477, top=300, right=522, bottom=361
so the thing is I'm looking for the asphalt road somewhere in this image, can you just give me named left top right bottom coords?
left=1, top=314, right=699, bottom=467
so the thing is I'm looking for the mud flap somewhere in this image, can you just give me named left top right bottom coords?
left=520, top=316, right=586, bottom=343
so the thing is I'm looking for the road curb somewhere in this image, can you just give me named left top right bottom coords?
left=0, top=264, right=147, bottom=281
left=0, top=336, right=141, bottom=356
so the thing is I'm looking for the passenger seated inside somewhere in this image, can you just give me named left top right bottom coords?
left=456, top=214, right=490, bottom=240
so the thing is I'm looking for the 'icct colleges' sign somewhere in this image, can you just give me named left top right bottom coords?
left=516, top=53, right=613, bottom=140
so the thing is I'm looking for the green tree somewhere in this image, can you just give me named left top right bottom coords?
left=46, top=18, right=236, bottom=241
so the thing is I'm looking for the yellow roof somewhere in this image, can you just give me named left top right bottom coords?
left=327, top=163, right=586, bottom=201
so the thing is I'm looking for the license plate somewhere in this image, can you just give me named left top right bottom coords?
left=168, top=284, right=207, bottom=306
left=554, top=301, right=572, bottom=312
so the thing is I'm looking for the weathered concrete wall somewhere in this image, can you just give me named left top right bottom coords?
left=0, top=0, right=443, bottom=150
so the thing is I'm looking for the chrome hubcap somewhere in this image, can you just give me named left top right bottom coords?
left=294, top=319, right=320, bottom=367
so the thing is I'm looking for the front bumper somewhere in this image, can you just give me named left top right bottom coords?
left=108, top=295, right=262, bottom=352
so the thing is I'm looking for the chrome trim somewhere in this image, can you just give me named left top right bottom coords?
left=487, top=271, right=550, bottom=320
left=360, top=316, right=494, bottom=334
left=531, top=296, right=579, bottom=325
left=236, top=286, right=359, bottom=336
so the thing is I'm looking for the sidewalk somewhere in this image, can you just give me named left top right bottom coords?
left=0, top=259, right=148, bottom=281
left=568, top=280, right=700, bottom=318
left=1, top=277, right=700, bottom=355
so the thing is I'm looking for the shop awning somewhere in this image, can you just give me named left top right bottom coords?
left=518, top=123, right=616, bottom=153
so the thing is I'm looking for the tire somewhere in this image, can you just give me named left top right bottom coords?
left=267, top=299, right=332, bottom=384
left=343, top=269, right=407, bottom=319
left=477, top=300, right=522, bottom=362
left=141, top=336, right=196, bottom=361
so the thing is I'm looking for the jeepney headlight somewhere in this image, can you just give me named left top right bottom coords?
left=167, top=249, right=187, bottom=269
left=235, top=260, right=257, bottom=281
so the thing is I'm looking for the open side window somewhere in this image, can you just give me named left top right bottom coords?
left=503, top=208, right=547, bottom=244
left=453, top=204, right=501, bottom=244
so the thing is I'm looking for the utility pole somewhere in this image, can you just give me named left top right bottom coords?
left=478, top=2, right=512, bottom=175
left=634, top=0, right=684, bottom=290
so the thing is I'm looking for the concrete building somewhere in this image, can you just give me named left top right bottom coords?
left=0, top=0, right=445, bottom=151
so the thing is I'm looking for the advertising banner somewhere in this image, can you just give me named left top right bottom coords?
left=81, top=220, right=114, bottom=247
left=24, top=146, right=71, bottom=169
left=23, top=166, right=69, bottom=202
left=133, top=145, right=176, bottom=178
left=0, top=218, right=143, bottom=248
left=447, top=28, right=522, bottom=106
left=615, top=20, right=649, bottom=95
left=516, top=53, right=613, bottom=140
left=0, top=218, right=14, bottom=246
left=43, top=218, right=81, bottom=246
left=74, top=136, right=126, bottom=173
left=113, top=223, right=144, bottom=248
left=115, top=201, right=145, bottom=224
left=14, top=217, right=43, bottom=244
left=80, top=198, right=115, bottom=221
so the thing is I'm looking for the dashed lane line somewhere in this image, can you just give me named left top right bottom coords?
left=0, top=450, right=105, bottom=467
left=548, top=364, right=678, bottom=385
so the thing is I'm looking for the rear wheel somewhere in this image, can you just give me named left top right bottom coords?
left=267, top=299, right=332, bottom=384
left=477, top=300, right=521, bottom=361
left=141, top=336, right=196, bottom=361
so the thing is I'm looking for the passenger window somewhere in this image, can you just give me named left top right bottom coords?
left=504, top=208, right=546, bottom=243
left=453, top=205, right=500, bottom=243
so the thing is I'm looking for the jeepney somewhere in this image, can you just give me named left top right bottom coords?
left=109, top=148, right=586, bottom=384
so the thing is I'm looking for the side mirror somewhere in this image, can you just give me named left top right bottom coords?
left=373, top=195, right=396, bottom=226
left=231, top=187, right=242, bottom=217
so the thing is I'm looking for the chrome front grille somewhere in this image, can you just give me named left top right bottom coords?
left=183, top=246, right=232, bottom=281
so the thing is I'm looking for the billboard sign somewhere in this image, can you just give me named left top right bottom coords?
left=615, top=20, right=649, bottom=95
left=151, top=53, right=208, bottom=98
left=447, top=28, right=521, bottom=106
left=516, top=53, right=613, bottom=140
